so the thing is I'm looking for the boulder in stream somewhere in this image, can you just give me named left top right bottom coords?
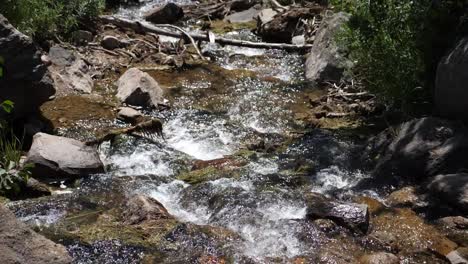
left=0, top=204, right=72, bottom=264
left=305, top=12, right=351, bottom=83
left=116, top=67, right=164, bottom=108
left=117, top=106, right=144, bottom=125
left=305, top=193, right=369, bottom=233
left=122, top=195, right=172, bottom=225
left=26, top=133, right=105, bottom=181
left=0, top=14, right=55, bottom=119
left=101, top=36, right=122, bottom=50
left=144, top=3, right=184, bottom=24
left=428, top=173, right=468, bottom=211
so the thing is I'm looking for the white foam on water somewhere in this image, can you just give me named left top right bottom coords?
left=312, top=165, right=369, bottom=193
left=164, top=113, right=238, bottom=160
left=19, top=209, right=65, bottom=227
left=149, top=180, right=211, bottom=225
left=105, top=148, right=173, bottom=177
left=209, top=178, right=254, bottom=192
left=248, top=158, right=279, bottom=175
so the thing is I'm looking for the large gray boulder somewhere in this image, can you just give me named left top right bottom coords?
left=48, top=45, right=94, bottom=95
left=144, top=3, right=184, bottom=24
left=435, top=37, right=468, bottom=121
left=0, top=204, right=72, bottom=264
left=116, top=68, right=164, bottom=108
left=305, top=12, right=351, bottom=83
left=428, top=173, right=468, bottom=211
left=362, top=117, right=468, bottom=184
left=305, top=192, right=369, bottom=233
left=0, top=15, right=55, bottom=119
left=26, top=133, right=104, bottom=181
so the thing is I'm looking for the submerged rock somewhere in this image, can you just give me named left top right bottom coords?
left=122, top=195, right=172, bottom=225
left=305, top=193, right=369, bottom=233
left=428, top=173, right=468, bottom=211
left=26, top=133, right=104, bottom=181
left=116, top=68, right=164, bottom=108
left=386, top=186, right=420, bottom=208
left=144, top=3, right=184, bottom=24
left=0, top=204, right=72, bottom=264
left=305, top=12, right=351, bottom=83
left=0, top=14, right=55, bottom=119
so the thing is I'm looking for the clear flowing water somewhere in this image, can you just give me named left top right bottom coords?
left=9, top=2, right=377, bottom=263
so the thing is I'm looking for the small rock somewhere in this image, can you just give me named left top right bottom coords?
left=122, top=195, right=172, bottom=225
left=24, top=178, right=52, bottom=197
left=386, top=186, right=420, bottom=207
left=26, top=133, right=105, bottom=182
left=305, top=192, right=369, bottom=233
left=225, top=6, right=261, bottom=23
left=144, top=3, right=184, bottom=24
left=437, top=216, right=468, bottom=230
left=71, top=30, right=93, bottom=45
left=359, top=252, right=399, bottom=264
left=428, top=173, right=468, bottom=211
left=446, top=249, right=468, bottom=264
left=117, top=107, right=144, bottom=124
left=116, top=68, right=164, bottom=108
left=291, top=35, right=306, bottom=45
left=256, top=8, right=278, bottom=25
left=101, top=36, right=121, bottom=50
left=313, top=218, right=338, bottom=233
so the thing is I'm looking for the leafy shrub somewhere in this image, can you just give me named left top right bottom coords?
left=330, top=0, right=467, bottom=110
left=0, top=101, right=33, bottom=195
left=0, top=0, right=105, bottom=40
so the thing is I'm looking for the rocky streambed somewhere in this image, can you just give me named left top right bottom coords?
left=1, top=0, right=468, bottom=263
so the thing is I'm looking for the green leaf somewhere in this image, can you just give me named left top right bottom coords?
left=0, top=100, right=14, bottom=113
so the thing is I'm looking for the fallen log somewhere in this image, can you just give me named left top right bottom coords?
left=86, top=118, right=164, bottom=146
left=99, top=15, right=313, bottom=51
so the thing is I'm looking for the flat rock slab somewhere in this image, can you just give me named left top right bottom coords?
left=0, top=204, right=72, bottom=264
left=26, top=133, right=104, bottom=181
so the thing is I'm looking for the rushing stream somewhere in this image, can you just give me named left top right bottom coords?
left=8, top=1, right=382, bottom=263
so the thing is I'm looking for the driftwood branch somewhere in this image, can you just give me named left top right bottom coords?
left=156, top=24, right=206, bottom=60
left=86, top=119, right=164, bottom=146
left=99, top=16, right=313, bottom=51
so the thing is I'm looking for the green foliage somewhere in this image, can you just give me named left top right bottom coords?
left=331, top=0, right=432, bottom=108
left=0, top=101, right=33, bottom=195
left=0, top=0, right=105, bottom=40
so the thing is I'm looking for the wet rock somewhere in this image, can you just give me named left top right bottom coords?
left=144, top=3, right=184, bottom=24
left=305, top=193, right=369, bottom=233
left=435, top=36, right=468, bottom=122
left=48, top=45, right=94, bottom=94
left=317, top=235, right=364, bottom=263
left=71, top=30, right=93, bottom=45
left=117, top=107, right=144, bottom=125
left=305, top=12, right=351, bottom=83
left=428, top=173, right=468, bottom=211
left=362, top=117, right=468, bottom=186
left=354, top=196, right=385, bottom=215
left=436, top=216, right=468, bottom=247
left=371, top=208, right=458, bottom=257
left=225, top=6, right=261, bottom=23
left=24, top=177, right=52, bottom=197
left=26, top=133, right=104, bottom=181
left=359, top=252, right=399, bottom=264
left=116, top=68, right=164, bottom=108
left=0, top=204, right=72, bottom=264
left=191, top=156, right=248, bottom=171
left=386, top=186, right=420, bottom=208
left=122, top=195, right=172, bottom=225
left=257, top=7, right=320, bottom=43
left=0, top=14, right=55, bottom=119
